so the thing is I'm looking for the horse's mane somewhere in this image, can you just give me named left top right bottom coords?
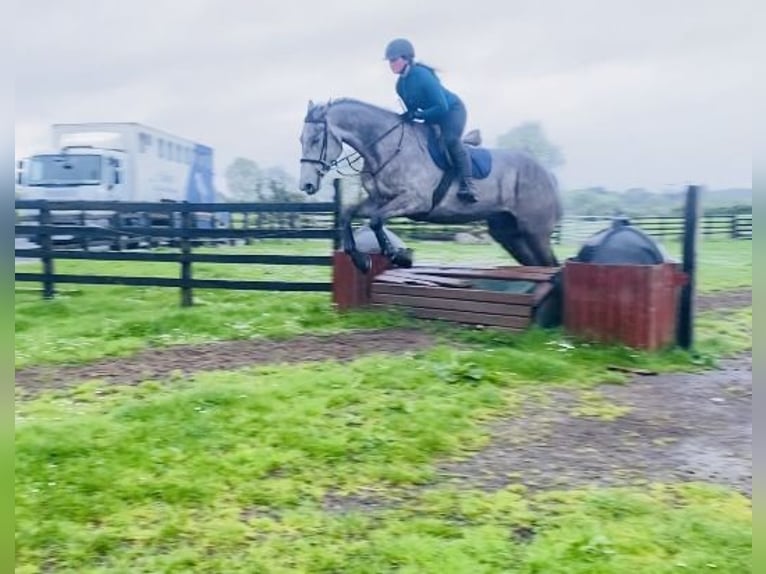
left=305, top=98, right=399, bottom=122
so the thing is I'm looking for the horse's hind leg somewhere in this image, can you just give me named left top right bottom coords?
left=525, top=230, right=560, bottom=267
left=486, top=213, right=538, bottom=266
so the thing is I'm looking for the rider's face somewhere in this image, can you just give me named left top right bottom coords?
left=388, top=57, right=407, bottom=74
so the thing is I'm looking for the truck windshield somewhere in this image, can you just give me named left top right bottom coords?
left=27, top=154, right=102, bottom=186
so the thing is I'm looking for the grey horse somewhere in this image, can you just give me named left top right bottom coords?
left=299, top=98, right=562, bottom=273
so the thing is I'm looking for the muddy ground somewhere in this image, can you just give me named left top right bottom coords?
left=16, top=288, right=752, bottom=497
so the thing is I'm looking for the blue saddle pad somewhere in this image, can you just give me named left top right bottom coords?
left=427, top=129, right=492, bottom=179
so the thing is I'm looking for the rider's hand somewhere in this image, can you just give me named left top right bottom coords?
left=399, top=110, right=415, bottom=122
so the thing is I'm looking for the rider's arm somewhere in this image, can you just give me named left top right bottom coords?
left=413, top=67, right=449, bottom=122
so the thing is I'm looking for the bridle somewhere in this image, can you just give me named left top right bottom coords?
left=300, top=113, right=407, bottom=178
left=299, top=118, right=334, bottom=173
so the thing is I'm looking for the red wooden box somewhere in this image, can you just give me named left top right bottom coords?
left=332, top=252, right=392, bottom=310
left=563, top=261, right=686, bottom=350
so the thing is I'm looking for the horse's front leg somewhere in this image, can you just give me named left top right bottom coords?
left=368, top=215, right=412, bottom=268
left=369, top=195, right=427, bottom=268
left=340, top=197, right=376, bottom=273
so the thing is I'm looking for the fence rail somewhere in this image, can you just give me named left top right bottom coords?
left=382, top=213, right=752, bottom=243
left=15, top=185, right=751, bottom=305
left=15, top=185, right=341, bottom=306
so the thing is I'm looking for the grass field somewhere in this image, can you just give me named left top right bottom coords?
left=14, top=237, right=751, bottom=368
left=15, top=238, right=752, bottom=573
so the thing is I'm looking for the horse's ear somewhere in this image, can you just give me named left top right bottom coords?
left=307, top=99, right=315, bottom=110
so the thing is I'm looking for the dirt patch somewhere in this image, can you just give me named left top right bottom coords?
left=439, top=353, right=752, bottom=496
left=14, top=329, right=437, bottom=395
left=16, top=289, right=750, bottom=396
left=696, top=288, right=751, bottom=312
left=16, top=289, right=752, bottom=501
left=324, top=352, right=752, bottom=514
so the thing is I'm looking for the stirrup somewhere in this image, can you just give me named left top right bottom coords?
left=457, top=185, right=478, bottom=203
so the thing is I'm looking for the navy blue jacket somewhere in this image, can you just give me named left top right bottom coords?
left=396, top=63, right=462, bottom=124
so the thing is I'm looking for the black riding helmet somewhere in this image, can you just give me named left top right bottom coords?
left=384, top=38, right=414, bottom=61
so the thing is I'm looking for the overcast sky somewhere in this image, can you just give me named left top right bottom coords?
left=15, top=0, right=753, bottom=192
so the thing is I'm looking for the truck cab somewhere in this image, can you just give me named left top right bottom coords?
left=16, top=147, right=126, bottom=201
left=15, top=122, right=223, bottom=245
left=16, top=129, right=130, bottom=202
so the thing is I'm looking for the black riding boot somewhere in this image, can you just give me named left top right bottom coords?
left=458, top=176, right=479, bottom=203
left=446, top=139, right=478, bottom=203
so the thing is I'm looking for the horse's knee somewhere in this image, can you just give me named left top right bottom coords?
left=368, top=215, right=383, bottom=229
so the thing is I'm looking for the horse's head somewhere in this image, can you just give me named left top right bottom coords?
left=299, top=100, right=343, bottom=195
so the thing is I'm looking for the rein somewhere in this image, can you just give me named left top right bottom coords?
left=300, top=114, right=407, bottom=177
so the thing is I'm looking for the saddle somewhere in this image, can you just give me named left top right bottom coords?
left=426, top=128, right=493, bottom=180
left=463, top=129, right=482, bottom=146
left=426, top=127, right=493, bottom=209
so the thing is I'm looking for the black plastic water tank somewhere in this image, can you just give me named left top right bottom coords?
left=573, top=218, right=672, bottom=265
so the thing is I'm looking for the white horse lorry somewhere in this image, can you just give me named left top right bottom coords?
left=16, top=122, right=223, bottom=245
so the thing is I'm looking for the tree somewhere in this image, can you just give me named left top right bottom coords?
left=496, top=121, right=565, bottom=170
left=224, top=159, right=305, bottom=203
left=224, top=157, right=263, bottom=201
left=261, top=166, right=297, bottom=195
left=265, top=178, right=305, bottom=203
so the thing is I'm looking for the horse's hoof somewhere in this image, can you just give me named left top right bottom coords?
left=351, top=252, right=372, bottom=274
left=391, top=249, right=413, bottom=268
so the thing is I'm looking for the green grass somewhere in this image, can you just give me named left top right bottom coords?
left=683, top=239, right=752, bottom=292
left=16, top=347, right=752, bottom=573
left=409, top=237, right=752, bottom=292
left=14, top=286, right=413, bottom=369
left=15, top=238, right=751, bottom=369
left=16, top=483, right=751, bottom=573
left=15, top=237, right=752, bottom=572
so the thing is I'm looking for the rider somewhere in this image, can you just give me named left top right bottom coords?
left=384, top=38, right=478, bottom=204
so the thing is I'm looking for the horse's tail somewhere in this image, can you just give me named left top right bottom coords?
left=517, top=156, right=563, bottom=225
left=547, top=169, right=564, bottom=223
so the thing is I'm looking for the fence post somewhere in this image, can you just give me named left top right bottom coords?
left=227, top=211, right=236, bottom=246
left=332, top=178, right=342, bottom=251
left=179, top=204, right=193, bottom=307
left=730, top=214, right=738, bottom=239
left=141, top=212, right=150, bottom=247
left=39, top=202, right=55, bottom=299
left=111, top=212, right=125, bottom=251
left=191, top=211, right=199, bottom=246
left=79, top=209, right=90, bottom=251
left=677, top=185, right=700, bottom=349
left=243, top=212, right=252, bottom=246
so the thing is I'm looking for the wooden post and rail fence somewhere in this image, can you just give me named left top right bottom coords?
left=15, top=179, right=749, bottom=309
left=15, top=181, right=343, bottom=306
